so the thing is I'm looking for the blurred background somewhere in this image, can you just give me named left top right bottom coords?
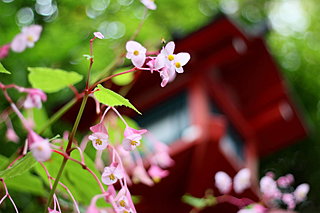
left=1, top=0, right=320, bottom=212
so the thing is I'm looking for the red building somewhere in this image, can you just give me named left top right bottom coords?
left=124, top=16, right=307, bottom=212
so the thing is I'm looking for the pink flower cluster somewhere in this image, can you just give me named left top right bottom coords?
left=0, top=25, right=42, bottom=59
left=126, top=41, right=191, bottom=87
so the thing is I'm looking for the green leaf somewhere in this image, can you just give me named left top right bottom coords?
left=28, top=67, right=83, bottom=93
left=94, top=84, right=141, bottom=114
left=0, top=153, right=37, bottom=179
left=0, top=63, right=11, bottom=74
left=6, top=173, right=47, bottom=196
left=111, top=67, right=134, bottom=86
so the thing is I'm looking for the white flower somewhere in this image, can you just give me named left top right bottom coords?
left=214, top=171, right=232, bottom=194
left=11, top=25, right=42, bottom=53
left=101, top=164, right=123, bottom=185
left=30, top=139, right=52, bottom=162
left=126, top=41, right=147, bottom=68
left=234, top=168, right=251, bottom=194
left=88, top=132, right=109, bottom=150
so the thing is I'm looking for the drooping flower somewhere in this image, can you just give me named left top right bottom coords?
left=11, top=25, right=42, bottom=53
left=89, top=123, right=109, bottom=150
left=294, top=183, right=309, bottom=203
left=101, top=163, right=123, bottom=185
left=159, top=66, right=176, bottom=87
left=30, top=138, right=52, bottom=162
left=233, top=168, right=251, bottom=194
left=140, top=0, right=156, bottom=10
left=214, top=171, right=232, bottom=194
left=0, top=44, right=10, bottom=59
left=146, top=54, right=165, bottom=73
left=21, top=88, right=47, bottom=109
left=93, top=32, right=104, bottom=39
left=150, top=141, right=174, bottom=168
left=132, top=165, right=154, bottom=186
left=122, top=127, right=147, bottom=151
left=126, top=41, right=147, bottom=68
left=148, top=164, right=169, bottom=183
left=6, top=128, right=19, bottom=143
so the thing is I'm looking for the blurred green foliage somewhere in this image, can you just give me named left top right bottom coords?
left=1, top=0, right=320, bottom=212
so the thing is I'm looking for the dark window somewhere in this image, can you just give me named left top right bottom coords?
left=210, top=99, right=245, bottom=161
left=135, top=92, right=189, bottom=146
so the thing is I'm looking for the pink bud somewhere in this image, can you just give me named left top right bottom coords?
left=233, top=168, right=251, bottom=194
left=6, top=128, right=19, bottom=143
left=132, top=165, right=154, bottom=186
left=93, top=32, right=104, bottom=39
left=294, top=183, right=309, bottom=203
left=215, top=171, right=232, bottom=194
left=0, top=44, right=10, bottom=59
left=282, top=193, right=296, bottom=210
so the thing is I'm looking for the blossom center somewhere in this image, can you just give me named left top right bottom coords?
left=168, top=55, right=174, bottom=61
left=36, top=146, right=43, bottom=151
left=109, top=173, right=115, bottom=180
left=130, top=140, right=138, bottom=146
left=133, top=50, right=139, bottom=56
left=119, top=200, right=126, bottom=207
left=27, top=35, right=34, bottom=42
left=95, top=139, right=102, bottom=145
left=175, top=62, right=181, bottom=68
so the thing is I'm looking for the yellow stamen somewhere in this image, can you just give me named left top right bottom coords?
left=95, top=139, right=102, bottom=145
left=133, top=50, right=139, bottom=56
left=168, top=55, right=174, bottom=61
left=36, top=146, right=43, bottom=151
left=119, top=200, right=126, bottom=207
left=175, top=62, right=181, bottom=68
left=130, top=140, right=138, bottom=146
left=109, top=174, right=115, bottom=180
left=27, top=35, right=34, bottom=42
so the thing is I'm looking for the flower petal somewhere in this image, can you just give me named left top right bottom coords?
left=126, top=41, right=142, bottom=52
left=132, top=54, right=146, bottom=68
left=175, top=52, right=190, bottom=66
left=164, top=41, right=175, bottom=55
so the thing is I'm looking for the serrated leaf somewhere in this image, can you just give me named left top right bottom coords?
left=28, top=67, right=83, bottom=93
left=111, top=67, right=134, bottom=86
left=0, top=153, right=37, bottom=179
left=0, top=63, right=11, bottom=74
left=94, top=84, right=141, bottom=114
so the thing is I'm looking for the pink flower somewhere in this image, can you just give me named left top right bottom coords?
left=48, top=208, right=61, bottom=213
left=159, top=66, right=176, bottom=87
left=93, top=32, right=104, bottom=39
left=115, top=187, right=136, bottom=213
left=101, top=163, right=123, bottom=185
left=146, top=54, right=165, bottom=73
left=89, top=123, right=109, bottom=150
left=11, top=25, right=42, bottom=53
left=233, top=168, right=251, bottom=194
left=215, top=171, right=232, bottom=194
left=132, top=165, right=154, bottom=186
left=30, top=139, right=52, bottom=162
left=21, top=88, right=47, bottom=109
left=140, top=0, right=156, bottom=10
left=122, top=127, right=147, bottom=151
left=150, top=141, right=174, bottom=168
left=159, top=41, right=191, bottom=73
left=260, top=176, right=281, bottom=199
left=282, top=193, right=296, bottom=210
left=0, top=44, right=10, bottom=59
left=148, top=165, right=169, bottom=183
left=86, top=204, right=99, bottom=213
left=294, top=183, right=309, bottom=203
left=126, top=41, right=147, bottom=68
